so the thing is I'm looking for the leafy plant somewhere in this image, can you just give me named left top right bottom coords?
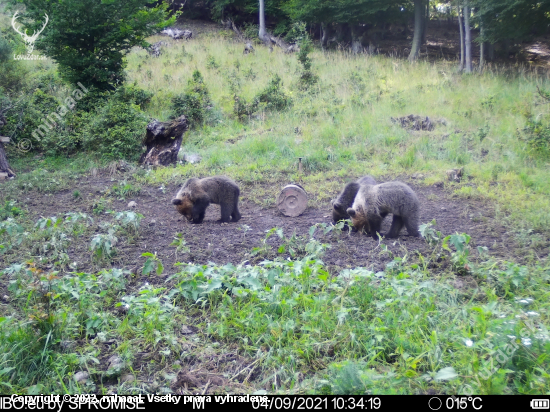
left=419, top=219, right=442, bottom=246
left=114, top=211, right=143, bottom=237
left=142, top=252, right=164, bottom=276
left=170, top=233, right=190, bottom=261
left=442, top=233, right=472, bottom=275
left=234, top=75, right=292, bottom=121
left=296, top=30, right=318, bottom=90
left=90, top=225, right=118, bottom=262
left=522, top=113, right=550, bottom=157
left=170, top=70, right=212, bottom=128
left=0, top=201, right=23, bottom=221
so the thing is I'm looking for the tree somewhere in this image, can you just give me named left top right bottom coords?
left=10, top=0, right=174, bottom=91
left=463, top=0, right=472, bottom=72
left=408, top=0, right=425, bottom=61
left=457, top=2, right=464, bottom=71
left=471, top=0, right=550, bottom=45
left=283, top=0, right=398, bottom=51
left=258, top=0, right=269, bottom=43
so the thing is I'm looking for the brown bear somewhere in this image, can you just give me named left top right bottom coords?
left=346, top=181, right=421, bottom=239
left=172, top=175, right=241, bottom=224
left=331, top=175, right=377, bottom=224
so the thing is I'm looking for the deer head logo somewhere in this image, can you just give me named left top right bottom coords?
left=12, top=11, right=49, bottom=55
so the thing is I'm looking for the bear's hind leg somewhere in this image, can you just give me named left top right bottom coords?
left=219, top=203, right=232, bottom=223
left=231, top=201, right=241, bottom=222
left=385, top=215, right=404, bottom=238
left=403, top=216, right=420, bottom=237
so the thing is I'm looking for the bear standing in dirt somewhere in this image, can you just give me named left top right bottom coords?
left=331, top=175, right=377, bottom=224
left=172, top=176, right=241, bottom=224
left=346, top=181, right=420, bottom=239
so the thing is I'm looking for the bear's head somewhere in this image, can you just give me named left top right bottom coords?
left=331, top=200, right=349, bottom=223
left=346, top=207, right=370, bottom=233
left=172, top=194, right=194, bottom=222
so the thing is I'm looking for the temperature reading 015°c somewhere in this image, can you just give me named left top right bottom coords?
left=446, top=397, right=482, bottom=410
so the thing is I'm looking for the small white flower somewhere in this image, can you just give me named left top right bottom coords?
left=521, top=337, right=532, bottom=346
left=464, top=339, right=474, bottom=347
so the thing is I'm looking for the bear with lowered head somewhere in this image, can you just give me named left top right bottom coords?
left=331, top=175, right=377, bottom=224
left=172, top=175, right=241, bottom=224
left=347, top=181, right=420, bottom=239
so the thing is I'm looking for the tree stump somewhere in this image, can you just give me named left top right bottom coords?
left=139, top=116, right=188, bottom=167
left=0, top=111, right=15, bottom=179
left=277, top=184, right=308, bottom=217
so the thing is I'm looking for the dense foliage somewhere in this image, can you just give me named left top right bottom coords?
left=8, top=0, right=174, bottom=91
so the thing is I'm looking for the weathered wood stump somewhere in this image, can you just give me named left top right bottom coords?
left=0, top=138, right=15, bottom=179
left=139, top=116, right=188, bottom=167
left=0, top=110, right=15, bottom=179
left=277, top=184, right=308, bottom=217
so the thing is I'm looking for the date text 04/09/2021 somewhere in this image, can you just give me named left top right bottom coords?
left=251, top=397, right=382, bottom=410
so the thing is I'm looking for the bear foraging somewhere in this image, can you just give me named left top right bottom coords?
left=172, top=175, right=241, bottom=224
left=346, top=181, right=420, bottom=239
left=331, top=175, right=377, bottom=224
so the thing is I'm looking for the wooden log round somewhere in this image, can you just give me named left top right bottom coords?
left=277, top=184, right=308, bottom=217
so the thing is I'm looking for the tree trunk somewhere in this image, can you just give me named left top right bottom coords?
left=139, top=116, right=189, bottom=167
left=409, top=0, right=424, bottom=61
left=458, top=3, right=464, bottom=71
left=350, top=25, right=363, bottom=54
left=479, top=22, right=486, bottom=72
left=258, top=0, right=268, bottom=43
left=464, top=1, right=472, bottom=73
left=321, top=22, right=330, bottom=49
left=488, top=43, right=494, bottom=61
left=422, top=0, right=429, bottom=45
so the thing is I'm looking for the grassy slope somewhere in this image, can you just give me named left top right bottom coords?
left=0, top=17, right=549, bottom=395
left=126, top=33, right=550, bottom=233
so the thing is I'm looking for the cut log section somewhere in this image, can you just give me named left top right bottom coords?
left=277, top=184, right=308, bottom=217
left=139, top=116, right=189, bottom=167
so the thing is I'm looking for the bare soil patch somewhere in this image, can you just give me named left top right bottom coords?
left=11, top=174, right=523, bottom=277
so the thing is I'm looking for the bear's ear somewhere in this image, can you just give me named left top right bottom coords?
left=346, top=208, right=356, bottom=217
left=172, top=198, right=183, bottom=205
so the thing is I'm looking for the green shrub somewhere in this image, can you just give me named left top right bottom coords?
left=0, top=36, right=27, bottom=92
left=256, top=75, right=292, bottom=111
left=233, top=75, right=292, bottom=121
left=242, top=23, right=260, bottom=42
left=113, top=83, right=154, bottom=109
left=79, top=99, right=149, bottom=161
left=170, top=70, right=212, bottom=129
left=14, top=89, right=62, bottom=151
left=522, top=113, right=550, bottom=157
left=297, top=35, right=318, bottom=90
left=0, top=201, right=23, bottom=221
